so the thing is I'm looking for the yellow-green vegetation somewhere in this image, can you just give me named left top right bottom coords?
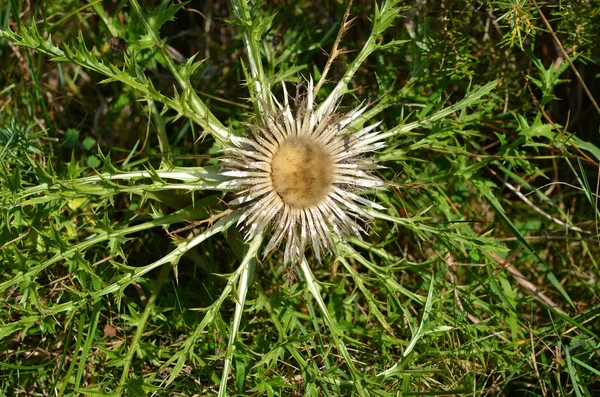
left=1, top=0, right=599, bottom=395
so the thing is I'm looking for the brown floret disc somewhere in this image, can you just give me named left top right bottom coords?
left=271, top=137, right=334, bottom=208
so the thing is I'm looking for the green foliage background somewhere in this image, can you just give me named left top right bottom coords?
left=1, top=0, right=600, bottom=395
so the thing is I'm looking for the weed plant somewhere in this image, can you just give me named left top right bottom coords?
left=1, top=0, right=600, bottom=395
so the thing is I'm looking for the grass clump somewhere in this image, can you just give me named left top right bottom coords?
left=1, top=0, right=600, bottom=395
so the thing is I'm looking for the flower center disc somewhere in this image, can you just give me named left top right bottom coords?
left=271, top=137, right=334, bottom=208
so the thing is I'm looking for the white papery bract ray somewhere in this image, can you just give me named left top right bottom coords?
left=222, top=79, right=386, bottom=264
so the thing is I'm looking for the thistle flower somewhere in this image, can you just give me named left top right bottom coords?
left=221, top=78, right=386, bottom=264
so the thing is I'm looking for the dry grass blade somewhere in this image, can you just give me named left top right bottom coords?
left=313, top=0, right=355, bottom=96
left=491, top=252, right=567, bottom=316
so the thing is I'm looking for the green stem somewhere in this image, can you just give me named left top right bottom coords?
left=13, top=166, right=226, bottom=205
left=163, top=230, right=260, bottom=385
left=91, top=211, right=240, bottom=299
left=229, top=0, right=270, bottom=112
left=218, top=233, right=263, bottom=397
left=380, top=80, right=500, bottom=140
left=0, top=203, right=224, bottom=294
left=317, top=0, right=404, bottom=114
left=149, top=100, right=171, bottom=165
left=56, top=313, right=85, bottom=397
left=128, top=0, right=232, bottom=145
left=317, top=34, right=377, bottom=117
left=299, top=257, right=366, bottom=396
left=117, top=262, right=172, bottom=393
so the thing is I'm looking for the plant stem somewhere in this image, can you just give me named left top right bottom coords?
left=128, top=0, right=232, bottom=145
left=117, top=262, right=172, bottom=394
left=230, top=0, right=270, bottom=113
left=218, top=233, right=262, bottom=397
left=299, top=257, right=366, bottom=396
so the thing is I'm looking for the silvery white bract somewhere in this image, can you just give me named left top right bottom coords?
left=220, top=78, right=387, bottom=264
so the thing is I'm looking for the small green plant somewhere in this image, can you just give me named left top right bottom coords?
left=1, top=0, right=599, bottom=395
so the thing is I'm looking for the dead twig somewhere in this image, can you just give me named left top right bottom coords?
left=169, top=208, right=233, bottom=237
left=313, top=1, right=355, bottom=96
left=531, top=0, right=600, bottom=115
left=500, top=178, right=589, bottom=234
left=491, top=252, right=567, bottom=316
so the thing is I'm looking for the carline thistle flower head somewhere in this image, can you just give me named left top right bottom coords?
left=222, top=78, right=387, bottom=264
